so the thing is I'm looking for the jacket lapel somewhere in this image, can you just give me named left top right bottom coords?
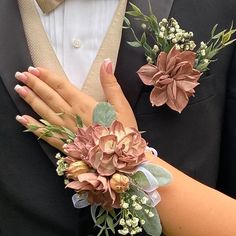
left=116, top=0, right=174, bottom=108
left=0, top=0, right=59, bottom=165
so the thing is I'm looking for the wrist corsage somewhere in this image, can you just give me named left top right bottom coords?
left=125, top=1, right=236, bottom=113
left=28, top=102, right=171, bottom=236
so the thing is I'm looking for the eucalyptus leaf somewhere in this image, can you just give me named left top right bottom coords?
left=141, top=163, right=172, bottom=186
left=92, top=102, right=117, bottom=127
left=132, top=171, right=150, bottom=189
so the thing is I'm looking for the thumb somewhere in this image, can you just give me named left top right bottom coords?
left=100, top=59, right=137, bottom=128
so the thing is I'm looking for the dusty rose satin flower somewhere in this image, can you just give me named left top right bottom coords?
left=137, top=46, right=202, bottom=113
left=88, top=121, right=147, bottom=176
left=66, top=160, right=90, bottom=180
left=110, top=173, right=130, bottom=193
left=66, top=172, right=119, bottom=209
left=64, top=121, right=147, bottom=176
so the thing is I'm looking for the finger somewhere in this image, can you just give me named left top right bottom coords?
left=16, top=115, right=65, bottom=152
left=35, top=67, right=95, bottom=108
left=100, top=59, right=137, bottom=128
left=15, top=70, right=71, bottom=114
left=14, top=84, right=63, bottom=126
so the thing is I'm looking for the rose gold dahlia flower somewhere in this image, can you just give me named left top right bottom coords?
left=137, top=46, right=202, bottom=113
left=66, top=172, right=120, bottom=209
left=64, top=120, right=147, bottom=176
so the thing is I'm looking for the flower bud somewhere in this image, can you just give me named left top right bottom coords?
left=110, top=173, right=130, bottom=193
left=66, top=161, right=90, bottom=179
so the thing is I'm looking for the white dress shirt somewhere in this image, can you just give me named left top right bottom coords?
left=35, top=0, right=119, bottom=88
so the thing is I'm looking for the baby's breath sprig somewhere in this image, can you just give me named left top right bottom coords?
left=125, top=1, right=235, bottom=72
left=195, top=23, right=236, bottom=71
left=124, top=1, right=196, bottom=64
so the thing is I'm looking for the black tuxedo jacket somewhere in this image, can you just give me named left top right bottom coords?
left=0, top=0, right=235, bottom=235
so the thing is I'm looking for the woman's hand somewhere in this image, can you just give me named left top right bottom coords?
left=15, top=59, right=137, bottom=151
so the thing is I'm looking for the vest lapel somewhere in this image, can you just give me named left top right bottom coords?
left=82, top=0, right=128, bottom=101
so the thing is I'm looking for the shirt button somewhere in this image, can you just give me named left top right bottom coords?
left=72, top=39, right=81, bottom=48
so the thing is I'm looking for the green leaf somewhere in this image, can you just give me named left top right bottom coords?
left=132, top=171, right=150, bottom=189
left=92, top=102, right=117, bottom=127
left=211, top=24, right=218, bottom=38
left=97, top=226, right=105, bottom=236
left=127, top=41, right=141, bottom=47
left=24, top=125, right=40, bottom=132
left=39, top=119, right=51, bottom=126
left=97, top=207, right=105, bottom=218
left=123, top=17, right=130, bottom=27
left=75, top=114, right=83, bottom=128
left=106, top=216, right=115, bottom=234
left=140, top=32, right=147, bottom=45
left=223, top=38, right=236, bottom=46
left=96, top=214, right=106, bottom=225
left=109, top=209, right=116, bottom=218
left=126, top=10, right=142, bottom=17
left=129, top=2, right=142, bottom=15
left=62, top=127, right=76, bottom=139
left=141, top=163, right=172, bottom=186
left=105, top=229, right=109, bottom=236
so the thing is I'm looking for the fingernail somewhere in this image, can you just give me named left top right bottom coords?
left=28, top=66, right=40, bottom=76
left=104, top=58, right=113, bottom=74
left=16, top=115, right=28, bottom=125
left=14, top=84, right=28, bottom=97
left=15, top=72, right=27, bottom=82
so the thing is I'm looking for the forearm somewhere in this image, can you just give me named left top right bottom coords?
left=149, top=155, right=236, bottom=236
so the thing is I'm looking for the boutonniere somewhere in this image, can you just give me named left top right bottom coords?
left=124, top=2, right=236, bottom=113
left=28, top=102, right=171, bottom=236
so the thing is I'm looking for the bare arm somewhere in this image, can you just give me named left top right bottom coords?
left=147, top=153, right=236, bottom=236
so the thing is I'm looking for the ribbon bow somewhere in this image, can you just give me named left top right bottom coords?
left=36, top=0, right=64, bottom=14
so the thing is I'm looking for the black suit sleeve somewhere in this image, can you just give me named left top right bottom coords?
left=217, top=45, right=236, bottom=198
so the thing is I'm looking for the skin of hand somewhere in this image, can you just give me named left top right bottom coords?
left=14, top=60, right=236, bottom=236
left=15, top=59, right=137, bottom=152
left=146, top=152, right=236, bottom=236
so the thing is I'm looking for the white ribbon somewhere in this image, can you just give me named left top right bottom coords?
left=72, top=193, right=90, bottom=209
left=135, top=166, right=161, bottom=207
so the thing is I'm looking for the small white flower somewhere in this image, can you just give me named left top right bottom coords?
left=55, top=153, right=61, bottom=159
left=170, top=27, right=175, bottom=33
left=134, top=204, right=142, bottom=211
left=159, top=32, right=164, bottom=38
left=172, top=38, right=177, bottom=44
left=122, top=202, right=129, bottom=209
left=119, top=218, right=125, bottom=226
left=162, top=18, right=168, bottom=24
left=189, top=31, right=194, bottom=37
left=126, top=219, right=132, bottom=227
left=141, top=196, right=149, bottom=205
left=140, top=219, right=145, bottom=225
left=160, top=26, right=166, bottom=32
left=145, top=209, right=149, bottom=214
left=203, top=59, right=209, bottom=64
left=201, top=49, right=206, bottom=56
left=148, top=212, right=154, bottom=218
left=118, top=228, right=129, bottom=235
left=141, top=23, right=147, bottom=30
left=131, top=195, right=137, bottom=201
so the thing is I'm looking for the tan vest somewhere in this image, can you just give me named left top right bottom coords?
left=17, top=0, right=127, bottom=101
